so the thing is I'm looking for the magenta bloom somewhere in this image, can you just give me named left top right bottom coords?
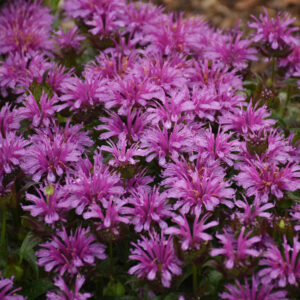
left=290, top=204, right=300, bottom=231
left=19, top=92, right=66, bottom=128
left=220, top=275, right=288, bottom=300
left=165, top=212, right=218, bottom=251
left=22, top=184, right=69, bottom=225
left=248, top=8, right=298, bottom=51
left=62, top=152, right=123, bottom=215
left=54, top=26, right=84, bottom=51
left=0, top=131, right=29, bottom=174
left=47, top=276, right=91, bottom=300
left=235, top=160, right=300, bottom=202
left=83, top=197, right=130, bottom=235
left=37, top=226, right=106, bottom=276
left=124, top=187, right=173, bottom=232
left=97, top=109, right=148, bottom=142
left=0, top=0, right=53, bottom=54
left=259, top=236, right=300, bottom=287
left=211, top=227, right=261, bottom=269
left=22, top=123, right=92, bottom=182
left=129, top=232, right=182, bottom=288
left=0, top=274, right=25, bottom=300
left=0, top=103, right=23, bottom=134
left=163, top=157, right=234, bottom=213
left=219, top=102, right=275, bottom=135
left=101, top=133, right=147, bottom=167
left=235, top=196, right=274, bottom=225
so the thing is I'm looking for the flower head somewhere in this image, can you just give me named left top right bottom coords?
left=211, top=227, right=261, bottom=269
left=0, top=274, right=25, bottom=300
left=37, top=226, right=106, bottom=276
left=129, top=232, right=182, bottom=288
left=259, top=236, right=300, bottom=287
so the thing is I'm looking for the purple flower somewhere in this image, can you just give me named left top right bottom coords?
left=129, top=232, right=182, bottom=288
left=97, top=109, right=148, bottom=142
left=47, top=275, right=91, bottom=300
left=22, top=123, right=92, bottom=182
left=220, top=275, right=288, bottom=300
left=290, top=204, right=300, bottom=231
left=101, top=133, right=147, bottom=167
left=0, top=103, right=23, bottom=135
left=83, top=197, right=130, bottom=235
left=259, top=236, right=300, bottom=287
left=62, top=151, right=123, bottom=215
left=195, top=127, right=240, bottom=166
left=235, top=160, right=300, bottom=202
left=0, top=0, right=53, bottom=54
left=248, top=8, right=298, bottom=51
left=219, top=102, right=275, bottom=135
left=125, top=187, right=173, bottom=232
left=163, top=157, right=234, bottom=213
left=165, top=212, right=218, bottom=251
left=54, top=26, right=84, bottom=51
left=140, top=123, right=194, bottom=166
left=22, top=184, right=69, bottom=225
left=37, top=226, right=106, bottom=276
left=19, top=92, right=66, bottom=128
left=0, top=274, right=25, bottom=300
left=0, top=131, right=29, bottom=174
left=211, top=227, right=261, bottom=269
left=235, top=196, right=274, bottom=225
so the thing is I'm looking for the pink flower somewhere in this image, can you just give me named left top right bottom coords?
left=54, top=26, right=84, bottom=51
left=211, top=227, right=261, bottom=269
left=37, top=226, right=106, bottom=276
left=165, top=212, right=218, bottom=250
left=259, top=236, right=300, bottom=287
left=220, top=275, right=288, bottom=300
left=129, top=232, right=182, bottom=288
left=125, top=187, right=173, bottom=232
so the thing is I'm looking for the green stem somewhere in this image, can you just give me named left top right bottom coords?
left=271, top=56, right=276, bottom=84
left=109, top=241, right=114, bottom=274
left=283, top=85, right=291, bottom=117
left=192, top=263, right=198, bottom=296
left=1, top=209, right=7, bottom=250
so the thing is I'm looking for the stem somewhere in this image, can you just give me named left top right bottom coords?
left=1, top=209, right=7, bottom=250
left=271, top=56, right=276, bottom=84
left=192, top=263, right=198, bottom=296
left=283, top=85, right=291, bottom=117
left=109, top=241, right=114, bottom=274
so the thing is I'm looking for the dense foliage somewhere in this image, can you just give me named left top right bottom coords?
left=0, top=0, right=300, bottom=299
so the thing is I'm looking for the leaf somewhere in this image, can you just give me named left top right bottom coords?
left=19, top=232, right=41, bottom=278
left=103, top=280, right=126, bottom=297
left=45, top=184, right=54, bottom=196
left=21, top=278, right=53, bottom=299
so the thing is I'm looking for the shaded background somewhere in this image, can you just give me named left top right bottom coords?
left=152, top=0, right=300, bottom=29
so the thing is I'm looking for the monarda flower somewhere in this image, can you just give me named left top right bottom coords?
left=210, top=227, right=261, bottom=269
left=62, top=152, right=123, bottom=215
left=19, top=92, right=66, bottom=128
left=220, top=275, right=288, bottom=300
left=0, top=103, right=23, bottom=135
left=101, top=133, right=147, bottom=167
left=22, top=184, right=69, bottom=225
left=124, top=187, right=173, bottom=232
left=22, top=123, right=92, bottom=182
left=248, top=8, right=298, bottom=52
left=54, top=26, right=84, bottom=52
left=83, top=197, right=130, bottom=236
left=47, top=276, right=91, bottom=300
left=219, top=102, right=275, bottom=135
left=165, top=211, right=218, bottom=251
left=36, top=226, right=106, bottom=276
left=290, top=204, right=300, bottom=231
left=0, top=131, right=29, bottom=175
left=97, top=109, right=148, bottom=142
left=0, top=0, right=53, bottom=54
left=235, top=160, right=300, bottom=202
left=259, top=236, right=300, bottom=287
left=0, top=274, right=25, bottom=300
left=163, top=157, right=234, bottom=213
left=129, top=232, right=182, bottom=288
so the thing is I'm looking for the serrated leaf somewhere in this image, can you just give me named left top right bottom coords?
left=21, top=278, right=53, bottom=299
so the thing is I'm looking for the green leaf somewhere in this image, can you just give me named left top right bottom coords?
left=45, top=184, right=54, bottom=196
left=22, top=278, right=53, bottom=299
left=19, top=232, right=41, bottom=277
left=103, top=280, right=126, bottom=297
